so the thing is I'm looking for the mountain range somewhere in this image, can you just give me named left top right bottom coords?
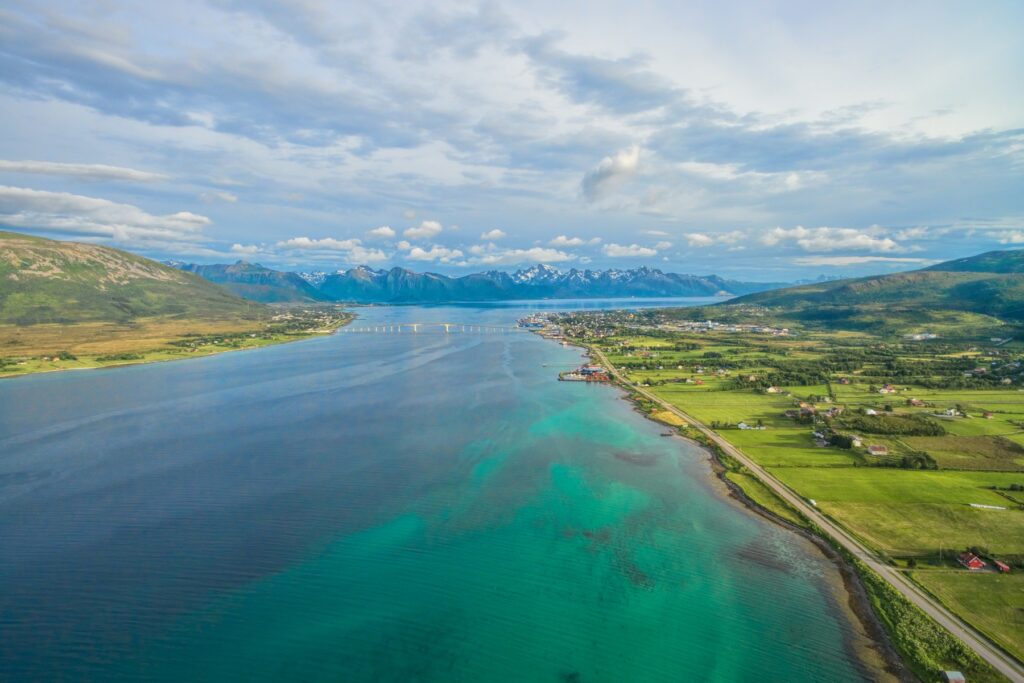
left=168, top=262, right=788, bottom=303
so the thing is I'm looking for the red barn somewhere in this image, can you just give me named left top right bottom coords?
left=958, top=552, right=985, bottom=570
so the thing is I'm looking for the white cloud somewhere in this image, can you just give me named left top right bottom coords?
left=396, top=240, right=412, bottom=250
left=643, top=229, right=670, bottom=237
left=996, top=231, right=1024, bottom=244
left=480, top=228, right=506, bottom=240
left=762, top=226, right=899, bottom=252
left=404, top=219, right=443, bottom=239
left=366, top=225, right=396, bottom=239
left=582, top=145, right=640, bottom=201
left=550, top=234, right=584, bottom=247
left=0, top=160, right=167, bottom=182
left=603, top=243, right=657, bottom=257
left=199, top=190, right=237, bottom=203
left=893, top=226, right=929, bottom=240
left=792, top=256, right=933, bottom=267
left=347, top=245, right=388, bottom=263
left=717, top=230, right=746, bottom=245
left=0, top=185, right=209, bottom=244
left=685, top=233, right=715, bottom=247
left=230, top=243, right=261, bottom=255
left=655, top=240, right=672, bottom=249
left=407, top=245, right=464, bottom=262
left=276, top=236, right=362, bottom=251
left=472, top=247, right=575, bottom=265
left=402, top=209, right=417, bottom=220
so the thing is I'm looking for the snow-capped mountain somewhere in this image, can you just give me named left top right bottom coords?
left=173, top=262, right=787, bottom=303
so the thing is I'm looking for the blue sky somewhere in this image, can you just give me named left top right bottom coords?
left=0, top=0, right=1022, bottom=279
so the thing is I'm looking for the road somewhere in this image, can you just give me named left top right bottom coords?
left=589, top=345, right=1024, bottom=682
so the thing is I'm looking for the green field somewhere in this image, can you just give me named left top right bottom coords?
left=561, top=309, right=1024, bottom=667
left=914, top=571, right=1024, bottom=663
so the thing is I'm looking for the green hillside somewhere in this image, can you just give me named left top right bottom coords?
left=720, top=250, right=1024, bottom=333
left=924, top=248, right=1024, bottom=274
left=0, top=231, right=264, bottom=324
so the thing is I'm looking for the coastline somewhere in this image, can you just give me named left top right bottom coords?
left=553, top=334, right=911, bottom=681
left=0, top=313, right=354, bottom=380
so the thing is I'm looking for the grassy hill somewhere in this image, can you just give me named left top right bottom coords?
left=720, top=249, right=1024, bottom=333
left=0, top=231, right=263, bottom=324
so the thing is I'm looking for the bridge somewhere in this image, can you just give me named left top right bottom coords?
left=340, top=322, right=524, bottom=334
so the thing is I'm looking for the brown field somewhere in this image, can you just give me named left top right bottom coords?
left=0, top=317, right=264, bottom=356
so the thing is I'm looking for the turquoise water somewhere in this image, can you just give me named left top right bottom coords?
left=0, top=303, right=877, bottom=681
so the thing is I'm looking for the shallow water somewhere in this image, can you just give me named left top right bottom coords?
left=0, top=302, right=876, bottom=681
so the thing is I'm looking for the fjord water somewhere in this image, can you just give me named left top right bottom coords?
left=0, top=302, right=876, bottom=681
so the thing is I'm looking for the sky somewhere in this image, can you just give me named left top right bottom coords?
left=0, top=0, right=1022, bottom=280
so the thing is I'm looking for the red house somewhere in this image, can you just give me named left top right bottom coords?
left=958, top=552, right=985, bottom=570
left=994, top=560, right=1011, bottom=573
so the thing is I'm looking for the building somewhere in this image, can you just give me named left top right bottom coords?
left=878, top=383, right=897, bottom=394
left=994, top=560, right=1011, bottom=573
left=958, top=552, right=985, bottom=570
left=940, top=672, right=966, bottom=683
left=983, top=411, right=995, bottom=419
left=908, top=398, right=925, bottom=407
left=867, top=445, right=888, bottom=456
left=765, top=386, right=781, bottom=394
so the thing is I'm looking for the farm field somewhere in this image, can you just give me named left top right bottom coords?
left=556, top=308, right=1024, bottom=664
left=913, top=571, right=1024, bottom=663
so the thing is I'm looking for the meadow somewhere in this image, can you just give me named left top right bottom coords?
left=562, top=314, right=1024, bottom=665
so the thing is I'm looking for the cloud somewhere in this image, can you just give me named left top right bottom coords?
left=642, top=229, right=670, bottom=237
left=655, top=241, right=672, bottom=249
left=550, top=234, right=584, bottom=247
left=472, top=247, right=575, bottom=265
left=0, top=160, right=168, bottom=182
left=894, top=226, right=929, bottom=240
left=480, top=228, right=506, bottom=240
left=0, top=185, right=209, bottom=244
left=366, top=225, right=396, bottom=239
left=762, top=226, right=900, bottom=252
left=276, top=236, right=362, bottom=251
left=996, top=231, right=1024, bottom=244
left=407, top=245, right=464, bottom=262
left=582, top=145, right=640, bottom=201
left=792, top=256, right=934, bottom=267
left=603, top=243, right=657, bottom=257
left=230, top=243, right=261, bottom=255
left=717, top=230, right=746, bottom=246
left=199, top=190, right=238, bottom=203
left=684, top=233, right=715, bottom=247
left=347, top=245, right=389, bottom=263
left=404, top=220, right=443, bottom=239
left=402, top=209, right=417, bottom=220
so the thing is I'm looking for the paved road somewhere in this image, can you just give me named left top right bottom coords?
left=590, top=346, right=1024, bottom=682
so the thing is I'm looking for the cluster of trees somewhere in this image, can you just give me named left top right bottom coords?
left=839, top=413, right=946, bottom=436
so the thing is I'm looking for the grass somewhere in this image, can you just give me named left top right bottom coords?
left=0, top=309, right=352, bottom=377
left=725, top=470, right=808, bottom=528
left=913, top=571, right=1024, bottom=663
left=903, top=435, right=1024, bottom=471
left=856, top=561, right=1004, bottom=683
left=569, top=311, right=1024, bottom=668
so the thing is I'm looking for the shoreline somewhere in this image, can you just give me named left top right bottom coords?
left=0, top=315, right=354, bottom=381
left=554, top=335, right=911, bottom=681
